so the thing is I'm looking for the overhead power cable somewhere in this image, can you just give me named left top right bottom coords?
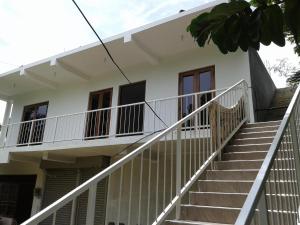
left=71, top=0, right=168, bottom=128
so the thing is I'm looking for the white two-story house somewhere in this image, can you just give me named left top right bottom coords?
left=0, top=1, right=277, bottom=224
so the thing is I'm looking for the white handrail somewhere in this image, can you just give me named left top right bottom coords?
left=21, top=80, right=248, bottom=225
left=235, top=84, right=300, bottom=225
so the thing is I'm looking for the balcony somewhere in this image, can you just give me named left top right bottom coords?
left=0, top=88, right=226, bottom=154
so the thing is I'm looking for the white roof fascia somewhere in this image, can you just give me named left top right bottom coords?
left=0, top=0, right=226, bottom=78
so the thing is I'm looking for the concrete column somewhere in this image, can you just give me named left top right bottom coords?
left=2, top=100, right=12, bottom=125
left=0, top=100, right=13, bottom=147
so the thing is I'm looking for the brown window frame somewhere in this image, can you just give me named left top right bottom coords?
left=178, top=65, right=215, bottom=96
left=178, top=65, right=215, bottom=123
left=85, top=88, right=113, bottom=139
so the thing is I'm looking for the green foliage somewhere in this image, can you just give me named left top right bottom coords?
left=287, top=70, right=300, bottom=87
left=187, top=0, right=300, bottom=55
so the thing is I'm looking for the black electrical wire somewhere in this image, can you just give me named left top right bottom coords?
left=71, top=0, right=168, bottom=128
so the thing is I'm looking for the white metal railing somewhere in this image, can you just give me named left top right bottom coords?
left=21, top=80, right=248, bottom=225
left=235, top=85, right=300, bottom=225
left=0, top=88, right=226, bottom=149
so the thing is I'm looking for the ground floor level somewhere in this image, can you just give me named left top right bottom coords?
left=0, top=137, right=211, bottom=225
left=0, top=156, right=110, bottom=224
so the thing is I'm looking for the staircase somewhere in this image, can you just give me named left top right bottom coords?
left=166, top=120, right=281, bottom=225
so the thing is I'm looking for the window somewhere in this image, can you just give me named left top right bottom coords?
left=18, top=102, right=49, bottom=145
left=179, top=66, right=215, bottom=126
left=85, top=88, right=113, bottom=139
left=117, top=81, right=146, bottom=135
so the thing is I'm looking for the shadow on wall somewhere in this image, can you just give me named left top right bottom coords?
left=248, top=48, right=277, bottom=122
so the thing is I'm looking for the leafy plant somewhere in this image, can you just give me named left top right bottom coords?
left=187, top=0, right=300, bottom=55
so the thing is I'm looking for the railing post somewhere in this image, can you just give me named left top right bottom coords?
left=52, top=117, right=58, bottom=143
left=176, top=127, right=182, bottom=219
left=289, top=114, right=300, bottom=188
left=28, top=121, right=34, bottom=145
left=86, top=184, right=97, bottom=225
left=82, top=112, right=87, bottom=140
left=217, top=105, right=222, bottom=161
left=257, top=189, right=269, bottom=225
left=244, top=83, right=250, bottom=122
left=109, top=108, right=117, bottom=137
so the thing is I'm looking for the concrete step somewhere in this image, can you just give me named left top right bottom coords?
left=206, top=170, right=258, bottom=181
left=215, top=160, right=263, bottom=170
left=222, top=151, right=267, bottom=160
left=165, top=220, right=233, bottom=225
left=198, top=180, right=253, bottom=193
left=244, top=121, right=281, bottom=128
left=240, top=125, right=279, bottom=133
left=225, top=144, right=271, bottom=152
left=189, top=192, right=247, bottom=208
left=231, top=137, right=274, bottom=145
left=235, top=131, right=276, bottom=139
left=180, top=205, right=240, bottom=224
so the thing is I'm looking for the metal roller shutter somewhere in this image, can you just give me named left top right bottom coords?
left=41, top=168, right=78, bottom=225
left=75, top=168, right=108, bottom=225
left=41, top=167, right=108, bottom=225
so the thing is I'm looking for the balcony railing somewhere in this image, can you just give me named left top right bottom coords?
left=0, top=88, right=226, bottom=149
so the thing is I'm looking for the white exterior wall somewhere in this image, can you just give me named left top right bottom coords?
left=9, top=45, right=253, bottom=130
left=0, top=44, right=254, bottom=223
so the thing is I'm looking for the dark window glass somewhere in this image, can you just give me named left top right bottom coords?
left=18, top=102, right=48, bottom=145
left=179, top=67, right=214, bottom=127
left=117, top=81, right=146, bottom=135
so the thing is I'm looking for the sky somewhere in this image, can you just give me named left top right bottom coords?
left=0, top=0, right=299, bottom=123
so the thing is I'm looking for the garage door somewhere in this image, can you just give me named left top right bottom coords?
left=41, top=168, right=108, bottom=225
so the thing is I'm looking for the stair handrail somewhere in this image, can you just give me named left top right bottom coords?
left=235, top=84, right=300, bottom=225
left=21, top=79, right=248, bottom=225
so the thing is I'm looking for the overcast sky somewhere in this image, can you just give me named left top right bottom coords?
left=0, top=0, right=299, bottom=123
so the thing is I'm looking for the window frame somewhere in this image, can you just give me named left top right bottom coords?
left=178, top=65, right=215, bottom=122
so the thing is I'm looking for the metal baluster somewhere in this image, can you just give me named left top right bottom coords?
left=257, top=188, right=269, bottom=225
left=286, top=126, right=299, bottom=222
left=193, top=114, right=197, bottom=174
left=116, top=166, right=123, bottom=225
left=128, top=105, right=132, bottom=134
left=183, top=124, right=187, bottom=184
left=176, top=127, right=182, bottom=219
left=275, top=156, right=284, bottom=224
left=267, top=177, right=275, bottom=225
left=133, top=104, right=136, bottom=133
left=138, top=152, right=144, bottom=225
left=124, top=106, right=127, bottom=134
left=272, top=156, right=280, bottom=223
left=86, top=184, right=97, bottom=225
left=170, top=132, right=174, bottom=201
left=155, top=143, right=160, bottom=217
left=189, top=115, right=192, bottom=180
left=283, top=137, right=294, bottom=225
left=127, top=160, right=134, bottom=225
left=52, top=212, right=56, bottom=225
left=279, top=143, right=291, bottom=225
left=147, top=147, right=152, bottom=225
